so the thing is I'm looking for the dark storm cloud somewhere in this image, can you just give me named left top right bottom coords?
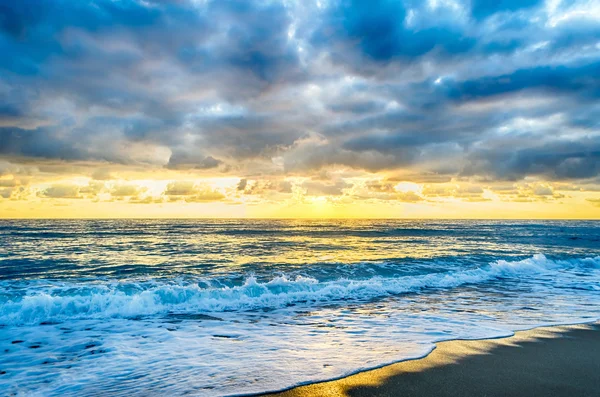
left=179, top=1, right=301, bottom=85
left=327, top=100, right=387, bottom=115
left=463, top=137, right=600, bottom=181
left=0, top=127, right=84, bottom=160
left=312, top=0, right=475, bottom=63
left=0, top=0, right=599, bottom=183
left=333, top=58, right=600, bottom=162
left=0, top=124, right=166, bottom=164
left=167, top=153, right=222, bottom=170
left=437, top=61, right=600, bottom=102
left=0, top=0, right=167, bottom=75
left=1, top=0, right=305, bottom=165
left=192, top=114, right=302, bottom=158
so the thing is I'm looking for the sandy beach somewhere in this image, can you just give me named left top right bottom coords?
left=265, top=322, right=600, bottom=397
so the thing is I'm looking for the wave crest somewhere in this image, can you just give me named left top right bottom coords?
left=1, top=254, right=598, bottom=325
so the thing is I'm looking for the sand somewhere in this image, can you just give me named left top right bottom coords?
left=263, top=322, right=600, bottom=397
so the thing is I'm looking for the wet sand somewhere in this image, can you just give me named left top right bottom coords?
left=264, top=322, right=600, bottom=397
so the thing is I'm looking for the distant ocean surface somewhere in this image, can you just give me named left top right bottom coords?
left=1, top=219, right=599, bottom=396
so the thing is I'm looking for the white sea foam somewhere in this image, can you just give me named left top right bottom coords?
left=1, top=254, right=600, bottom=397
left=3, top=220, right=600, bottom=396
left=2, top=254, right=598, bottom=325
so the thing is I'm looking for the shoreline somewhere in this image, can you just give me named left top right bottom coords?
left=256, top=320, right=600, bottom=397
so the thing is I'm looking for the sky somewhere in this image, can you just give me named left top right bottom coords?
left=1, top=0, right=599, bottom=219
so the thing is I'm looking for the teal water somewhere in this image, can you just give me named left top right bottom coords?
left=0, top=220, right=599, bottom=395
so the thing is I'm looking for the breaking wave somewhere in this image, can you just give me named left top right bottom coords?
left=2, top=254, right=599, bottom=325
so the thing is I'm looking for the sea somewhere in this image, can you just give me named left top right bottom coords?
left=0, top=219, right=599, bottom=396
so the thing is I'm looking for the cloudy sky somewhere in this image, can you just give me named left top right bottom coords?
left=1, top=0, right=599, bottom=218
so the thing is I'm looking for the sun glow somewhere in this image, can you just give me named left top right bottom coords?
left=1, top=172, right=598, bottom=219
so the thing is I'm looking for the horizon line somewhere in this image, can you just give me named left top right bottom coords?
left=1, top=217, right=599, bottom=221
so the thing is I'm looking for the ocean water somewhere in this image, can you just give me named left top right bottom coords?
left=0, top=220, right=599, bottom=396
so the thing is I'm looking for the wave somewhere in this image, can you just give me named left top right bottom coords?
left=1, top=254, right=599, bottom=325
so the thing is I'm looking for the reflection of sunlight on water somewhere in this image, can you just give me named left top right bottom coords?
left=0, top=220, right=599, bottom=395
left=1, top=219, right=598, bottom=280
